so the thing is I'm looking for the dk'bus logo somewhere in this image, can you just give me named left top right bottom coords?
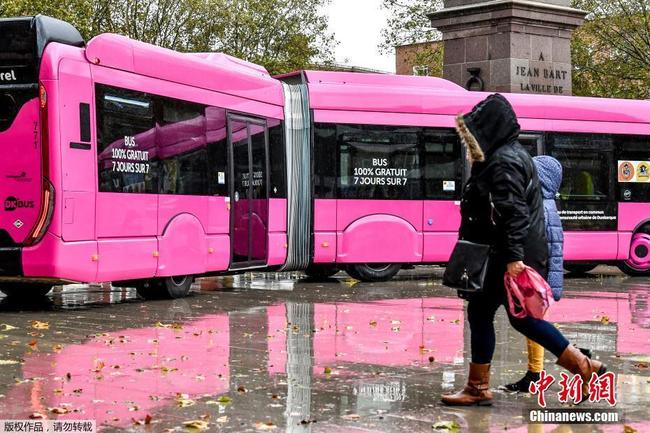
left=4, top=196, right=34, bottom=211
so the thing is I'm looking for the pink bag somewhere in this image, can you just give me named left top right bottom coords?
left=504, top=266, right=554, bottom=319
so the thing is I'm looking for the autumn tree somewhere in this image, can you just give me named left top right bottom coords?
left=572, top=0, right=650, bottom=99
left=379, top=0, right=443, bottom=76
left=0, top=0, right=335, bottom=74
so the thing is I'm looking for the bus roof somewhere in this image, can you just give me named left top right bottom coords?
left=301, top=70, right=650, bottom=126
left=84, top=33, right=284, bottom=106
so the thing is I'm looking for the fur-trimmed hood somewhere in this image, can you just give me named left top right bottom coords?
left=455, top=94, right=521, bottom=162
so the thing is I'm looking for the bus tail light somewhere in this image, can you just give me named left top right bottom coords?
left=25, top=82, right=54, bottom=246
left=25, top=178, right=55, bottom=246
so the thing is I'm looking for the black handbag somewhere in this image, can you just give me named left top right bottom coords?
left=442, top=240, right=491, bottom=296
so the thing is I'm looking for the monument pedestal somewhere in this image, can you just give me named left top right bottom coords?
left=428, top=0, right=586, bottom=95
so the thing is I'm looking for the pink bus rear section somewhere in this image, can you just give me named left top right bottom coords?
left=14, top=31, right=287, bottom=284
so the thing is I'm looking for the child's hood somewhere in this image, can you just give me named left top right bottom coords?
left=533, top=155, right=562, bottom=199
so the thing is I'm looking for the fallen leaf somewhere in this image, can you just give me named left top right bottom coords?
left=323, top=367, right=332, bottom=375
left=426, top=315, right=436, bottom=322
left=31, top=321, right=49, bottom=330
left=237, top=386, right=248, bottom=393
left=183, top=420, right=209, bottom=430
left=390, top=320, right=401, bottom=325
left=0, top=324, right=18, bottom=331
left=176, top=396, right=195, bottom=407
left=429, top=356, right=435, bottom=363
left=48, top=407, right=70, bottom=415
left=0, top=360, right=19, bottom=365
left=29, top=413, right=45, bottom=419
left=132, top=414, right=153, bottom=425
left=432, top=420, right=461, bottom=431
left=635, top=362, right=649, bottom=369
left=600, top=316, right=610, bottom=325
left=91, top=360, right=105, bottom=373
left=623, top=426, right=637, bottom=433
left=216, top=416, right=228, bottom=423
left=53, top=345, right=63, bottom=353
left=215, top=396, right=232, bottom=404
left=255, top=421, right=277, bottom=430
left=341, top=414, right=360, bottom=420
left=369, top=320, right=377, bottom=327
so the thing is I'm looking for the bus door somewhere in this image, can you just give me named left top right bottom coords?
left=228, top=115, right=269, bottom=268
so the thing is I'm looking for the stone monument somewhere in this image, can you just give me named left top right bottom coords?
left=428, top=0, right=586, bottom=95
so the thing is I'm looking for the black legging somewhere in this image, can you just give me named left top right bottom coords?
left=467, top=274, right=570, bottom=364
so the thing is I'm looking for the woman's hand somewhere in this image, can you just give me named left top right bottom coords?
left=507, top=261, right=525, bottom=277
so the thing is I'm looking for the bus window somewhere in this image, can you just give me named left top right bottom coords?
left=518, top=133, right=543, bottom=156
left=615, top=134, right=650, bottom=202
left=0, top=19, right=37, bottom=132
left=546, top=133, right=616, bottom=230
left=422, top=129, right=462, bottom=199
left=313, top=124, right=337, bottom=198
left=338, top=124, right=421, bottom=200
left=156, top=97, right=207, bottom=195
left=206, top=106, right=228, bottom=196
left=268, top=120, right=286, bottom=198
left=96, top=84, right=157, bottom=193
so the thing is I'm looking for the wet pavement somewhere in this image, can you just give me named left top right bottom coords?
left=0, top=266, right=649, bottom=433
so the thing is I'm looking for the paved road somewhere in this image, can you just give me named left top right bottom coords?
left=0, top=266, right=648, bottom=432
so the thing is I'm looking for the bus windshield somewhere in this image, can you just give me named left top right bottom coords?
left=0, top=18, right=37, bottom=132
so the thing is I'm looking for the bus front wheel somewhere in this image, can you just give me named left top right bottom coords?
left=136, top=276, right=194, bottom=299
left=0, top=283, right=53, bottom=298
left=618, top=231, right=650, bottom=276
left=345, top=263, right=401, bottom=282
left=303, top=265, right=339, bottom=280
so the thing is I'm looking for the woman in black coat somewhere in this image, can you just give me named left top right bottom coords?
left=442, top=94, right=605, bottom=406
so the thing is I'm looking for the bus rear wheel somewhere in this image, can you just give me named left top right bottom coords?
left=0, top=283, right=53, bottom=298
left=345, top=263, right=401, bottom=282
left=303, top=265, right=339, bottom=280
left=136, top=276, right=194, bottom=299
left=618, top=230, right=650, bottom=276
left=564, top=263, right=597, bottom=275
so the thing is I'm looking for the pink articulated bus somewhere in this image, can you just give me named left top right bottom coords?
left=1, top=15, right=650, bottom=299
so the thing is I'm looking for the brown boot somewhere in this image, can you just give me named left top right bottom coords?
left=556, top=345, right=607, bottom=401
left=441, top=362, right=493, bottom=406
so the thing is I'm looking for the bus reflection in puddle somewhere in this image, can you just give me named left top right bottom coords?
left=2, top=290, right=649, bottom=430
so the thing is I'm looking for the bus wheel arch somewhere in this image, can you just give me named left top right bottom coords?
left=619, top=222, right=650, bottom=276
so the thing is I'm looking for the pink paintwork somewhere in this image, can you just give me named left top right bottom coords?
left=267, top=198, right=288, bottom=266
left=563, top=232, right=619, bottom=261
left=0, top=99, right=42, bottom=244
left=2, top=314, right=230, bottom=428
left=335, top=200, right=423, bottom=263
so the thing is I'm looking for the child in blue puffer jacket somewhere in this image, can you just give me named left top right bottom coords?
left=503, top=155, right=564, bottom=392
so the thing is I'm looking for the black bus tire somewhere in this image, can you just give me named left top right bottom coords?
left=564, top=263, right=597, bottom=275
left=345, top=263, right=401, bottom=282
left=303, top=265, right=339, bottom=279
left=617, top=261, right=650, bottom=277
left=0, top=283, right=52, bottom=298
left=136, top=276, right=193, bottom=299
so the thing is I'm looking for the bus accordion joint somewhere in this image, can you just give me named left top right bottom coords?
left=25, top=177, right=55, bottom=246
